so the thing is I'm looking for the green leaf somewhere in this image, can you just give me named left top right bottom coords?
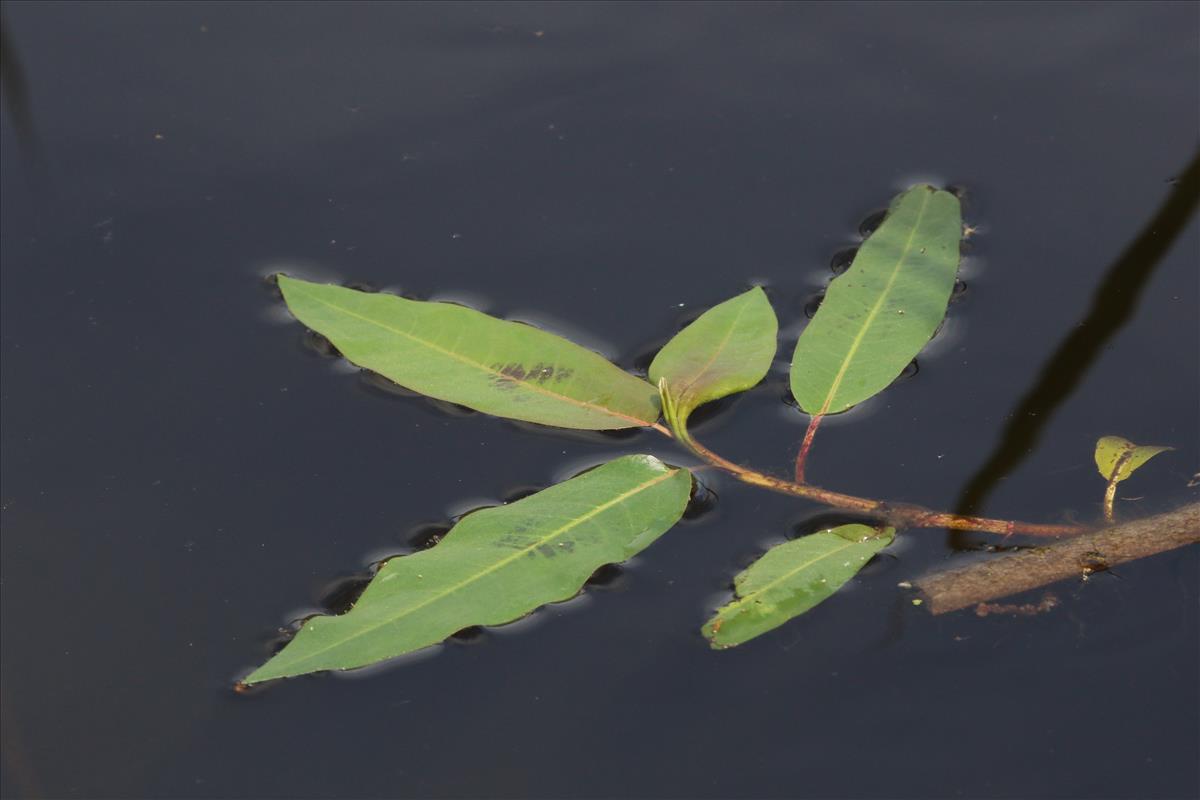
left=790, top=185, right=962, bottom=415
left=276, top=275, right=660, bottom=429
left=648, top=287, right=778, bottom=422
left=702, top=524, right=894, bottom=648
left=1094, top=436, right=1173, bottom=483
left=244, top=455, right=692, bottom=683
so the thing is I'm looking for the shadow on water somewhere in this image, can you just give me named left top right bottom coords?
left=0, top=15, right=40, bottom=164
left=952, top=150, right=1200, bottom=544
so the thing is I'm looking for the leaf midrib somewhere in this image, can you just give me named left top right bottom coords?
left=675, top=298, right=755, bottom=407
left=263, top=467, right=678, bottom=676
left=817, top=192, right=934, bottom=415
left=287, top=280, right=656, bottom=427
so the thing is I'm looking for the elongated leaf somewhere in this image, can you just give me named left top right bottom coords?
left=277, top=275, right=660, bottom=429
left=1094, top=435, right=1172, bottom=483
left=648, top=287, right=778, bottom=422
left=702, top=524, right=894, bottom=648
left=790, top=185, right=962, bottom=415
left=245, top=455, right=692, bottom=682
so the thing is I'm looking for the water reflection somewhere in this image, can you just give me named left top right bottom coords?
left=0, top=14, right=37, bottom=161
left=954, top=150, right=1200, bottom=531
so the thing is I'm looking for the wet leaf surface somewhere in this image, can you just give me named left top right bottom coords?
left=245, top=455, right=691, bottom=682
left=648, top=287, right=777, bottom=423
left=277, top=276, right=660, bottom=429
left=1094, top=435, right=1173, bottom=483
left=703, top=524, right=895, bottom=648
left=790, top=185, right=962, bottom=415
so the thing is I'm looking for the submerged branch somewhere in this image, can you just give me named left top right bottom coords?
left=914, top=502, right=1200, bottom=615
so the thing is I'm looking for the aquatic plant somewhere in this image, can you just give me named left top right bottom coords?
left=242, top=185, right=1179, bottom=685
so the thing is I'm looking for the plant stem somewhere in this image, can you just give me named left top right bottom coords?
left=1101, top=448, right=1133, bottom=523
left=674, top=427, right=1083, bottom=537
left=794, top=414, right=823, bottom=483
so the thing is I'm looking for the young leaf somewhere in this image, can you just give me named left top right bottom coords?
left=702, top=524, right=894, bottom=648
left=1094, top=436, right=1172, bottom=483
left=790, top=185, right=962, bottom=415
left=648, top=287, right=778, bottom=423
left=244, top=455, right=692, bottom=683
left=1095, top=435, right=1173, bottom=521
left=276, top=275, right=660, bottom=429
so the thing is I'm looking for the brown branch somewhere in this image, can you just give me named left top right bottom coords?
left=914, top=502, right=1200, bottom=615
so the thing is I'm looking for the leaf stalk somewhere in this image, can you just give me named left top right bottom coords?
left=794, top=413, right=823, bottom=483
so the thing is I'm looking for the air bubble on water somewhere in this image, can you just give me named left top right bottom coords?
left=425, top=398, right=477, bottom=418
left=858, top=209, right=888, bottom=238
left=501, top=485, right=544, bottom=504
left=830, top=247, right=858, bottom=276
left=300, top=330, right=340, bottom=358
left=361, top=546, right=406, bottom=567
left=445, top=498, right=501, bottom=521
left=682, top=475, right=719, bottom=522
left=356, top=370, right=421, bottom=399
left=406, top=522, right=452, bottom=550
left=803, top=292, right=825, bottom=319
left=919, top=316, right=963, bottom=359
left=317, top=572, right=374, bottom=615
left=449, top=626, right=487, bottom=645
left=586, top=563, right=628, bottom=590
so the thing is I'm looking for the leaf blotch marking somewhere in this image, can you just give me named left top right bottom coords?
left=490, top=362, right=576, bottom=390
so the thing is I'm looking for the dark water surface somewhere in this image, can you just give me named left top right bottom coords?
left=2, top=3, right=1197, bottom=798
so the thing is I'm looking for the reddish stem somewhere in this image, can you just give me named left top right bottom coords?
left=679, top=430, right=1083, bottom=538
left=794, top=414, right=823, bottom=483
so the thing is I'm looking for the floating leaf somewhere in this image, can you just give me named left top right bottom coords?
left=1095, top=435, right=1173, bottom=521
left=244, top=455, right=692, bottom=683
left=1094, top=436, right=1172, bottom=483
left=276, top=275, right=660, bottom=429
left=702, top=524, right=894, bottom=648
left=648, top=287, right=778, bottom=423
left=790, top=185, right=962, bottom=415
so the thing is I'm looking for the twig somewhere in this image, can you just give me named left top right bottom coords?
left=913, top=502, right=1200, bottom=615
